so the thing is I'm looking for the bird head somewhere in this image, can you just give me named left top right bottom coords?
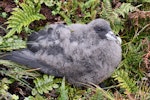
left=88, top=19, right=122, bottom=44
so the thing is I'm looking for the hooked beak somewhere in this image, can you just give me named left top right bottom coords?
left=106, top=31, right=122, bottom=44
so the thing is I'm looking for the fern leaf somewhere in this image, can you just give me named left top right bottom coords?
left=32, top=75, right=59, bottom=95
left=114, top=3, right=136, bottom=18
left=21, top=3, right=33, bottom=15
left=24, top=94, right=45, bottom=100
left=112, top=70, right=138, bottom=94
left=0, top=35, right=26, bottom=51
left=5, top=2, right=45, bottom=38
left=100, top=0, right=137, bottom=34
left=101, top=0, right=113, bottom=18
left=58, top=77, right=68, bottom=100
left=0, top=78, right=19, bottom=100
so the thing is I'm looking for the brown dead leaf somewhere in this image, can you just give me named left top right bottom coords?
left=129, top=11, right=150, bottom=27
left=142, top=38, right=150, bottom=70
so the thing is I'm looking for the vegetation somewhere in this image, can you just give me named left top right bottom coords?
left=0, top=0, right=150, bottom=99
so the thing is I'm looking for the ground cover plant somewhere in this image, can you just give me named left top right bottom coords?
left=0, top=0, right=150, bottom=99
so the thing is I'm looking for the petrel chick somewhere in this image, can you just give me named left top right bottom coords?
left=1, top=19, right=122, bottom=87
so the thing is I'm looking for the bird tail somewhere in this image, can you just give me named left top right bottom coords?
left=0, top=49, right=63, bottom=77
left=1, top=49, right=37, bottom=67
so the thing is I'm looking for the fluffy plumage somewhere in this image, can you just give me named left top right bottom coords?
left=1, top=19, right=122, bottom=87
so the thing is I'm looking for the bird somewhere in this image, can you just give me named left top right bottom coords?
left=1, top=18, right=122, bottom=87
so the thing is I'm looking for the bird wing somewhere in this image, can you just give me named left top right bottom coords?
left=26, top=23, right=99, bottom=75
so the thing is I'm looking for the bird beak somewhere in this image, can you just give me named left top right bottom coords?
left=106, top=31, right=122, bottom=44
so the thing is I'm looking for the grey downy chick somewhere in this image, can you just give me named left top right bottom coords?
left=1, top=19, right=122, bottom=87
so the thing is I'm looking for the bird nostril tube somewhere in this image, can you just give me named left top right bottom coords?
left=106, top=31, right=118, bottom=41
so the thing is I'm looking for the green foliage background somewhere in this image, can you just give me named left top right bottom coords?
left=0, top=0, right=150, bottom=99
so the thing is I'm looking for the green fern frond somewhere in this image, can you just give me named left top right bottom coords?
left=58, top=77, right=68, bottom=100
left=5, top=3, right=45, bottom=38
left=32, top=75, right=59, bottom=95
left=0, top=78, right=12, bottom=93
left=24, top=94, right=45, bottom=100
left=101, top=0, right=122, bottom=34
left=101, top=0, right=137, bottom=34
left=33, top=0, right=56, bottom=7
left=0, top=78, right=19, bottom=100
left=0, top=35, right=26, bottom=51
left=101, top=0, right=113, bottom=16
left=90, top=88, right=103, bottom=100
left=112, top=70, right=138, bottom=94
left=114, top=3, right=136, bottom=18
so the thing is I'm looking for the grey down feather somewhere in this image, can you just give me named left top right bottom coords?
left=1, top=18, right=122, bottom=87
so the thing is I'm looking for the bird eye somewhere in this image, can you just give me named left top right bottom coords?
left=94, top=26, right=104, bottom=32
